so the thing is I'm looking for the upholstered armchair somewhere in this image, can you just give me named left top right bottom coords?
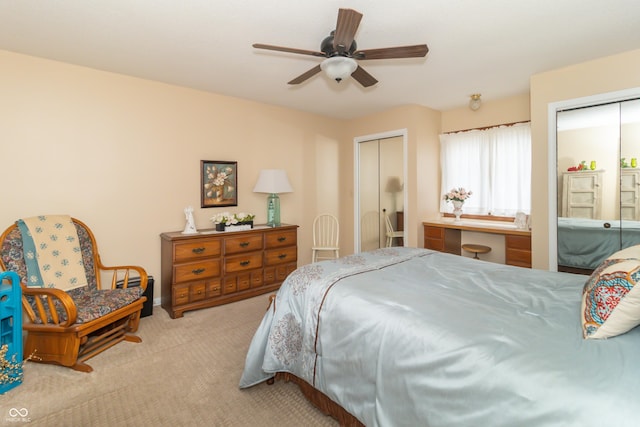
left=0, top=217, right=148, bottom=372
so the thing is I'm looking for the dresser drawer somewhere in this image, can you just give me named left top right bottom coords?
left=174, top=239, right=221, bottom=262
left=190, top=282, right=206, bottom=302
left=224, top=234, right=264, bottom=255
left=174, top=260, right=221, bottom=283
left=225, top=252, right=263, bottom=273
left=206, top=279, right=222, bottom=298
left=265, top=230, right=297, bottom=249
left=173, top=283, right=190, bottom=306
left=264, top=246, right=297, bottom=266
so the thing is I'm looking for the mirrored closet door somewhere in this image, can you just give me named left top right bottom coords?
left=556, top=98, right=640, bottom=273
left=357, top=135, right=404, bottom=252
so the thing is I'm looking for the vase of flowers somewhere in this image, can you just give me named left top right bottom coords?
left=443, top=187, right=472, bottom=222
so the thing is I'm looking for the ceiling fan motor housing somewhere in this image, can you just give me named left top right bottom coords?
left=321, top=31, right=357, bottom=57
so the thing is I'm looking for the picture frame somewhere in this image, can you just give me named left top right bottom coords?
left=201, top=160, right=238, bottom=208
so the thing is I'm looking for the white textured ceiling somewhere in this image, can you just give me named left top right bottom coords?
left=2, top=1, right=640, bottom=119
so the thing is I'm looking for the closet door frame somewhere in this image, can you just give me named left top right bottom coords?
left=547, top=88, right=640, bottom=271
left=354, top=129, right=408, bottom=253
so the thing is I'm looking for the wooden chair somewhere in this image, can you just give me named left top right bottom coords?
left=0, top=217, right=148, bottom=372
left=384, top=214, right=404, bottom=247
left=311, top=214, right=339, bottom=263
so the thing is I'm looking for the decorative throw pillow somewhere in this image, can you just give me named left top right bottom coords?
left=606, top=244, right=640, bottom=261
left=582, top=258, right=640, bottom=339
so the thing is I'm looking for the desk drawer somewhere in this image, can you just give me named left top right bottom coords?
left=425, top=226, right=445, bottom=239
left=174, top=260, right=221, bottom=283
left=174, top=239, right=221, bottom=262
left=506, top=249, right=532, bottom=268
left=225, top=252, right=263, bottom=273
left=506, top=235, right=531, bottom=251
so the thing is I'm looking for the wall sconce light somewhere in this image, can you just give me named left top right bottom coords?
left=469, top=94, right=482, bottom=111
left=253, top=169, right=293, bottom=227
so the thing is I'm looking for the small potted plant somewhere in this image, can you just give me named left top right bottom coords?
left=235, top=212, right=255, bottom=227
left=210, top=212, right=255, bottom=231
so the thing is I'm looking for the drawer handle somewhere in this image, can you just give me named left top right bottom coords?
left=197, top=289, right=202, bottom=294
left=240, top=242, right=250, bottom=247
left=278, top=237, right=287, bottom=242
left=278, top=254, right=287, bottom=259
left=192, top=268, right=205, bottom=275
left=192, top=247, right=205, bottom=254
left=240, top=260, right=251, bottom=266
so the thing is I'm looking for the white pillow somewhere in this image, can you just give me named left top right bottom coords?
left=582, top=258, right=640, bottom=339
left=607, top=244, right=640, bottom=260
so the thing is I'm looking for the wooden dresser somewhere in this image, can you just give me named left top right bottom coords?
left=160, top=224, right=298, bottom=318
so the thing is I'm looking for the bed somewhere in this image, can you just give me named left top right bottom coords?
left=240, top=247, right=640, bottom=426
left=557, top=216, right=640, bottom=269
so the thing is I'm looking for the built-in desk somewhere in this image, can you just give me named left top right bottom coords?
left=423, top=219, right=532, bottom=268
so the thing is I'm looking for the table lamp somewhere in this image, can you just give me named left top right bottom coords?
left=253, top=169, right=293, bottom=227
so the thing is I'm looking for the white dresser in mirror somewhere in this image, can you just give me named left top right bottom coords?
left=561, top=170, right=603, bottom=219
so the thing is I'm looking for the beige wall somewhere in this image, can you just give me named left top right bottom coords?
left=531, top=48, right=640, bottom=269
left=0, top=50, right=344, bottom=301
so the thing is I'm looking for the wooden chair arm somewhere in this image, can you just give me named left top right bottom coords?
left=21, top=286, right=78, bottom=326
left=98, top=264, right=148, bottom=291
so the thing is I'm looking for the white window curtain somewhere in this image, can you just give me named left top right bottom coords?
left=440, top=122, right=531, bottom=216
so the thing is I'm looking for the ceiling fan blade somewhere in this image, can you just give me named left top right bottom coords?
left=355, top=44, right=429, bottom=60
left=333, top=8, right=363, bottom=53
left=351, top=65, right=378, bottom=88
left=288, top=65, right=322, bottom=85
left=253, top=43, right=325, bottom=58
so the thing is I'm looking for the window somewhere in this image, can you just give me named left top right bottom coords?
left=439, top=122, right=531, bottom=216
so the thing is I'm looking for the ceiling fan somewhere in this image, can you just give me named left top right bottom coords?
left=252, top=8, right=429, bottom=88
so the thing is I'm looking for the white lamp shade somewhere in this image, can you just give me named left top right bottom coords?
left=320, top=57, right=358, bottom=81
left=253, top=169, right=293, bottom=194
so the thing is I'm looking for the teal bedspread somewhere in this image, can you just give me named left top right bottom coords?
left=240, top=247, right=640, bottom=426
left=558, top=217, right=640, bottom=269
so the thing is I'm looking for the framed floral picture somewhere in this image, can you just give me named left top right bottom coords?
left=201, top=160, right=238, bottom=208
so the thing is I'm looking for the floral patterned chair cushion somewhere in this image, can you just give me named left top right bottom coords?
left=27, top=286, right=144, bottom=324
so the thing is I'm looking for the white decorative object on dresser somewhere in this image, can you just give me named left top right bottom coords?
left=160, top=224, right=298, bottom=318
left=561, top=170, right=603, bottom=219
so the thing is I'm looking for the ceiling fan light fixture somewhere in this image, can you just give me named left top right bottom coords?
left=469, top=94, right=482, bottom=111
left=321, top=56, right=357, bottom=82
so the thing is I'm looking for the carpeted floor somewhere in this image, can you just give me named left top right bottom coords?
left=0, top=295, right=338, bottom=426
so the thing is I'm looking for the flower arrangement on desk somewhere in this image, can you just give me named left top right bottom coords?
left=210, top=212, right=255, bottom=231
left=443, top=187, right=472, bottom=203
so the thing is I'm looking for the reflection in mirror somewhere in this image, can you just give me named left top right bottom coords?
left=556, top=99, right=640, bottom=273
left=557, top=103, right=619, bottom=221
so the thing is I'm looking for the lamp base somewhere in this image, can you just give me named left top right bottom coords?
left=266, top=193, right=281, bottom=227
